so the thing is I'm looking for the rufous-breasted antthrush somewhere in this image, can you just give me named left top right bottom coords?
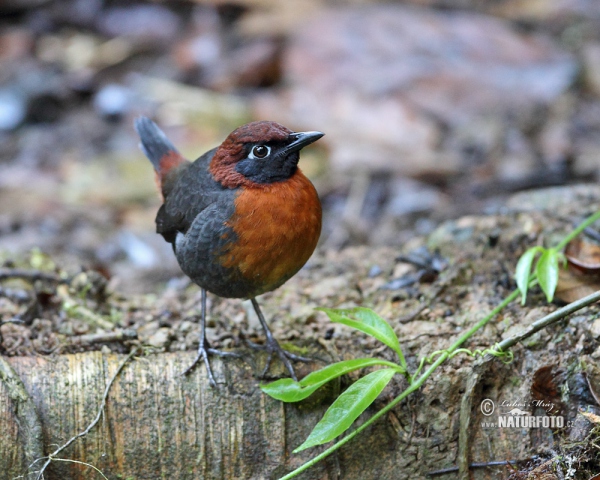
left=135, top=117, right=323, bottom=385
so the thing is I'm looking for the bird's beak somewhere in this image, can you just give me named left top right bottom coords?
left=284, top=131, right=325, bottom=154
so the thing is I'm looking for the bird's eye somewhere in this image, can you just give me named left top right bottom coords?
left=250, top=145, right=270, bottom=159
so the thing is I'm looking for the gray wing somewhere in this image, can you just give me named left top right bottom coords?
left=155, top=147, right=225, bottom=245
left=155, top=147, right=251, bottom=297
left=173, top=199, right=246, bottom=297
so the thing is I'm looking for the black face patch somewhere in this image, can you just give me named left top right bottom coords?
left=235, top=144, right=299, bottom=184
left=234, top=131, right=324, bottom=184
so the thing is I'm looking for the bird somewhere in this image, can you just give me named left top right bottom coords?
left=134, top=117, right=324, bottom=386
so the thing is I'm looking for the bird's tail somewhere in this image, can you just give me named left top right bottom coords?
left=134, top=117, right=186, bottom=178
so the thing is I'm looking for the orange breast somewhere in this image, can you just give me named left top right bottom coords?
left=219, top=170, right=322, bottom=296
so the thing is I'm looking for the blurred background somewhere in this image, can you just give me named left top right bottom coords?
left=1, top=0, right=599, bottom=294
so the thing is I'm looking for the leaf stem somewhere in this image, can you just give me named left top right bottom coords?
left=279, top=290, right=519, bottom=480
left=281, top=210, right=600, bottom=479
left=555, top=210, right=600, bottom=252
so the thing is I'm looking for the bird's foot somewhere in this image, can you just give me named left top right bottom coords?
left=245, top=336, right=311, bottom=381
left=182, top=339, right=241, bottom=387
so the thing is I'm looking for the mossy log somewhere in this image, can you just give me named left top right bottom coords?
left=1, top=350, right=417, bottom=480
left=3, top=352, right=292, bottom=479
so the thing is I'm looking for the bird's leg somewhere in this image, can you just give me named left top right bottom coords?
left=182, top=288, right=239, bottom=387
left=250, top=298, right=311, bottom=381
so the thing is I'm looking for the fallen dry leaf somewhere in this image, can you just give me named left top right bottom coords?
left=565, top=236, right=600, bottom=273
left=555, top=236, right=600, bottom=303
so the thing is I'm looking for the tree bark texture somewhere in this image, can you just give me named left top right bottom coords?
left=2, top=346, right=580, bottom=480
left=1, top=350, right=421, bottom=480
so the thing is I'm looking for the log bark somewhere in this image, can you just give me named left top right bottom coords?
left=0, top=346, right=468, bottom=480
left=2, top=350, right=418, bottom=480
left=4, top=331, right=596, bottom=479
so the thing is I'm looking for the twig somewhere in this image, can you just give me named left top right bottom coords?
left=0, top=269, right=66, bottom=284
left=42, top=458, right=109, bottom=480
left=497, top=290, right=600, bottom=351
left=32, top=347, right=140, bottom=480
left=281, top=286, right=595, bottom=480
left=279, top=290, right=521, bottom=480
left=56, top=285, right=115, bottom=330
left=556, top=211, right=600, bottom=252
left=0, top=286, right=32, bottom=303
left=66, top=329, right=137, bottom=347
left=583, top=226, right=600, bottom=243
left=397, top=304, right=427, bottom=324
left=0, top=356, right=43, bottom=480
left=427, top=460, right=519, bottom=477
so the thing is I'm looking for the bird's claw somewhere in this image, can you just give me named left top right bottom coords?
left=246, top=337, right=311, bottom=381
left=182, top=341, right=241, bottom=387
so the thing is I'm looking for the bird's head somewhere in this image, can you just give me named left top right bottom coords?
left=209, top=121, right=324, bottom=188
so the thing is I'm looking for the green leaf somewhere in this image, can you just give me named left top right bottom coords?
left=260, top=358, right=402, bottom=402
left=318, top=307, right=405, bottom=368
left=536, top=248, right=559, bottom=303
left=515, top=247, right=540, bottom=305
left=293, top=368, right=396, bottom=452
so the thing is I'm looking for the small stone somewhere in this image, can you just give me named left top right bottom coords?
left=179, top=320, right=194, bottom=333
left=590, top=318, right=600, bottom=339
left=93, top=84, right=132, bottom=119
left=118, top=231, right=158, bottom=269
left=137, top=320, right=159, bottom=343
left=147, top=327, right=171, bottom=348
left=368, top=265, right=383, bottom=277
left=398, top=321, right=438, bottom=337
left=308, top=276, right=349, bottom=299
left=0, top=89, right=26, bottom=131
left=392, top=263, right=413, bottom=279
